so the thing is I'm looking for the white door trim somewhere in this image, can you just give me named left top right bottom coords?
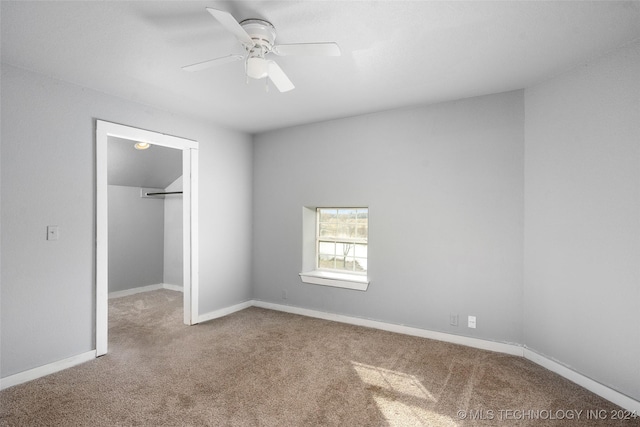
left=96, top=120, right=199, bottom=356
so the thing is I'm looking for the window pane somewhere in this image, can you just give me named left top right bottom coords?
left=319, top=223, right=338, bottom=238
left=338, top=208, right=357, bottom=220
left=337, top=223, right=352, bottom=238
left=333, top=254, right=355, bottom=272
left=318, top=254, right=336, bottom=269
left=354, top=258, right=367, bottom=272
left=356, top=224, right=368, bottom=239
left=357, top=209, right=367, bottom=239
left=319, top=209, right=337, bottom=223
left=318, top=241, right=336, bottom=256
left=336, top=242, right=353, bottom=257
left=354, top=244, right=367, bottom=258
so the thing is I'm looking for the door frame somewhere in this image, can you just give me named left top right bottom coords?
left=96, top=120, right=199, bottom=356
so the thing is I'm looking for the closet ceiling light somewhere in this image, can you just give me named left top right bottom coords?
left=134, top=142, right=151, bottom=150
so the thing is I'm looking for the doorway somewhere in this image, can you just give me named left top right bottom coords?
left=96, top=121, right=199, bottom=356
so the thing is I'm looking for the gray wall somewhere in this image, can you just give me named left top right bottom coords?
left=524, top=40, right=640, bottom=400
left=253, top=90, right=525, bottom=344
left=163, top=176, right=183, bottom=287
left=0, top=64, right=253, bottom=378
left=108, top=185, right=165, bottom=292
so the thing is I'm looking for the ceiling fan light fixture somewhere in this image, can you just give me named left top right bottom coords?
left=247, top=56, right=269, bottom=79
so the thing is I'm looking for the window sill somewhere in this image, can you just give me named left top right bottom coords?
left=299, top=271, right=369, bottom=291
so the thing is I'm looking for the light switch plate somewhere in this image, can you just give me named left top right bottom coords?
left=47, top=226, right=59, bottom=241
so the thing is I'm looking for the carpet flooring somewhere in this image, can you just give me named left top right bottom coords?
left=1, top=289, right=637, bottom=426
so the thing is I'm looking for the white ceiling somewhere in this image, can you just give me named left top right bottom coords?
left=2, top=1, right=640, bottom=134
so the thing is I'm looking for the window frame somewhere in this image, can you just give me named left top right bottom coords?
left=299, top=206, right=370, bottom=291
left=315, top=207, right=368, bottom=276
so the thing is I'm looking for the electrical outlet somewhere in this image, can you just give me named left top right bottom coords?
left=282, top=289, right=288, bottom=300
left=468, top=315, right=476, bottom=329
left=449, top=313, right=458, bottom=326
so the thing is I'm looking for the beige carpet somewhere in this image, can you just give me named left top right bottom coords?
left=1, top=289, right=637, bottom=426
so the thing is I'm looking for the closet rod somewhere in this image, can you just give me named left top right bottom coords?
left=145, top=191, right=183, bottom=196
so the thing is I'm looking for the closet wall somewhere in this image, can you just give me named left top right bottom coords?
left=107, top=180, right=183, bottom=293
left=108, top=185, right=165, bottom=292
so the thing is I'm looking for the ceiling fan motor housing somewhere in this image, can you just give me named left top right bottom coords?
left=240, top=19, right=277, bottom=51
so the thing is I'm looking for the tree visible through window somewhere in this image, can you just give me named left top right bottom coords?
left=317, top=208, right=368, bottom=274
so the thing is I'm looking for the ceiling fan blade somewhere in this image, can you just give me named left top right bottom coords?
left=273, top=42, right=341, bottom=57
left=182, top=54, right=244, bottom=72
left=206, top=8, right=255, bottom=47
left=267, top=61, right=295, bottom=92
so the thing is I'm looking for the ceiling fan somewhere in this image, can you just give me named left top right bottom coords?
left=182, top=8, right=341, bottom=92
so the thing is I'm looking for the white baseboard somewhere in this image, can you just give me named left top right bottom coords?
left=0, top=350, right=96, bottom=390
left=108, top=283, right=183, bottom=299
left=252, top=300, right=523, bottom=356
left=197, top=300, right=253, bottom=324
left=524, top=348, right=640, bottom=413
left=162, top=283, right=184, bottom=293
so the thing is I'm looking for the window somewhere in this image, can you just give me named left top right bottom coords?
left=317, top=208, right=368, bottom=274
left=300, top=207, right=370, bottom=291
